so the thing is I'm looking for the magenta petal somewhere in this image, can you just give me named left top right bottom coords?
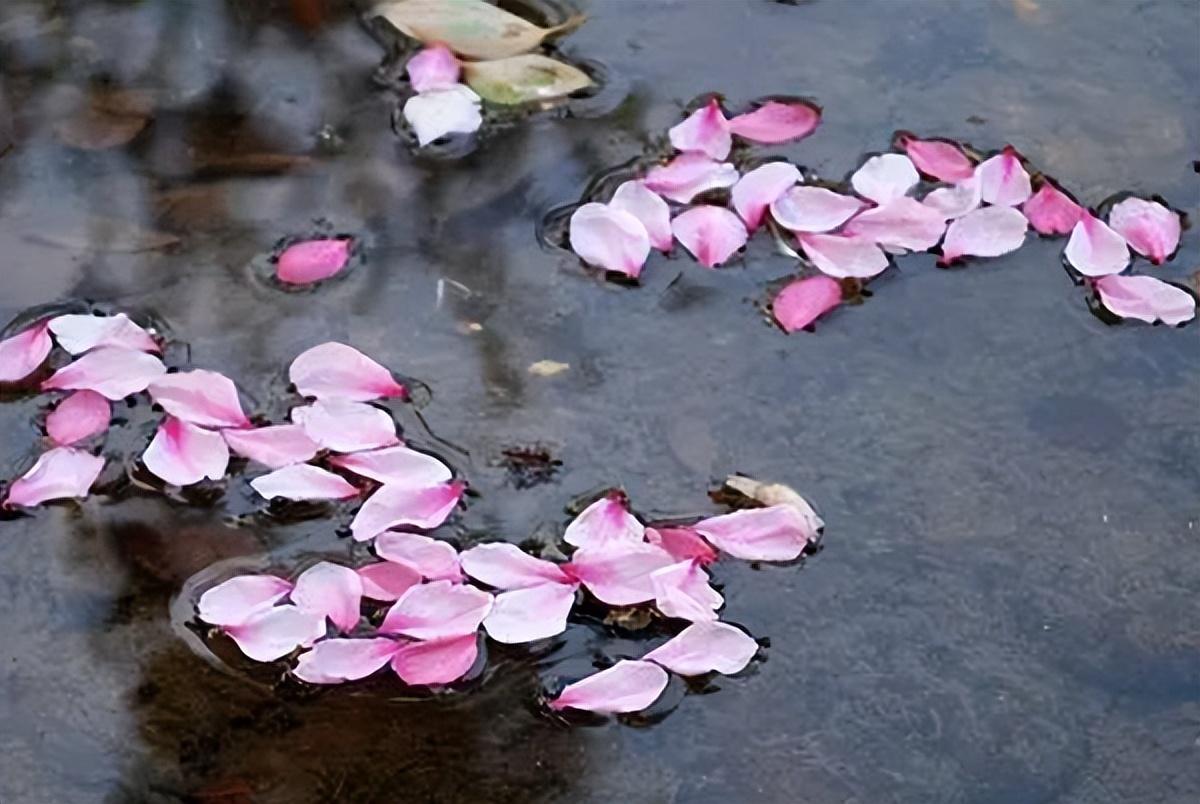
left=291, top=561, right=363, bottom=633
left=550, top=659, right=669, bottom=713
left=1107, top=197, right=1181, bottom=265
left=483, top=582, right=576, bottom=644
left=842, top=197, right=947, bottom=252
left=922, top=175, right=983, bottom=221
left=460, top=542, right=572, bottom=590
left=563, top=492, right=645, bottom=548
left=851, top=153, right=919, bottom=204
left=289, top=342, right=407, bottom=402
left=643, top=153, right=739, bottom=204
left=293, top=637, right=400, bottom=684
left=380, top=580, right=493, bottom=640
left=142, top=416, right=229, bottom=487
left=769, top=186, right=863, bottom=234
left=798, top=233, right=888, bottom=279
left=375, top=532, right=462, bottom=582
left=939, top=205, right=1028, bottom=264
left=671, top=205, right=748, bottom=268
left=668, top=99, right=732, bottom=160
left=276, top=239, right=351, bottom=285
left=568, top=202, right=651, bottom=278
left=645, top=526, right=718, bottom=565
left=694, top=504, right=816, bottom=561
left=644, top=621, right=757, bottom=676
left=651, top=560, right=722, bottom=622
left=250, top=464, right=358, bottom=501
left=42, top=346, right=166, bottom=400
left=1022, top=181, right=1082, bottom=236
left=222, top=424, right=319, bottom=469
left=976, top=146, right=1032, bottom=206
left=567, top=542, right=676, bottom=605
left=3, top=446, right=104, bottom=508
left=728, top=100, right=821, bottom=144
left=148, top=370, right=249, bottom=429
left=898, top=134, right=975, bottom=182
left=1094, top=275, right=1195, bottom=326
left=0, top=321, right=53, bottom=383
left=47, top=313, right=158, bottom=355
left=407, top=43, right=461, bottom=92
left=45, top=390, right=110, bottom=446
left=1064, top=212, right=1129, bottom=277
left=390, top=633, right=479, bottom=685
left=329, top=445, right=451, bottom=487
left=610, top=181, right=673, bottom=252
left=350, top=480, right=465, bottom=542
left=224, top=604, right=326, bottom=662
left=197, top=575, right=293, bottom=627
left=731, top=162, right=800, bottom=231
left=356, top=561, right=422, bottom=601
left=293, top=398, right=398, bottom=453
left=772, top=275, right=842, bottom=333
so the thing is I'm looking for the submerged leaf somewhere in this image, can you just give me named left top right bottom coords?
left=374, top=0, right=585, bottom=60
left=464, top=54, right=592, bottom=105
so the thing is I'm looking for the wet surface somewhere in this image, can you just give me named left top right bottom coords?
left=2, top=0, right=1199, bottom=802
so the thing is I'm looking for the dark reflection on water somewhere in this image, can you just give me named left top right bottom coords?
left=1, top=0, right=1199, bottom=802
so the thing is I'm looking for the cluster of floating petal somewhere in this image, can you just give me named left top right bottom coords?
left=401, top=44, right=483, bottom=146
left=195, top=489, right=822, bottom=715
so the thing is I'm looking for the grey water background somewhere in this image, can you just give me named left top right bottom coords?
left=1, top=0, right=1198, bottom=802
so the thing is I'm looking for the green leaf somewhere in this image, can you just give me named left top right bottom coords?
left=463, top=54, right=592, bottom=105
left=373, top=0, right=585, bottom=60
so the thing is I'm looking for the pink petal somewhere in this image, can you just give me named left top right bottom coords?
left=568, top=202, right=651, bottom=279
left=976, top=146, right=1032, bottom=206
left=610, top=180, right=673, bottom=251
left=645, top=526, right=718, bottom=565
left=731, top=162, right=801, bottom=231
left=375, top=532, right=462, bottom=582
left=42, top=346, right=166, bottom=400
left=567, top=542, right=676, bottom=605
left=668, top=98, right=732, bottom=160
left=289, top=342, right=407, bottom=402
left=897, top=133, right=975, bottom=182
left=1022, top=181, right=1082, bottom=236
left=643, top=153, right=739, bottom=204
left=0, top=321, right=52, bottom=383
left=482, top=582, right=576, bottom=644
left=563, top=491, right=645, bottom=548
left=851, top=153, right=919, bottom=204
left=356, top=561, right=422, bottom=601
left=249, top=464, right=359, bottom=501
left=47, top=313, right=158, bottom=355
left=727, top=100, right=821, bottom=144
left=45, top=390, right=110, bottom=446
left=379, top=580, right=493, bottom=640
left=390, top=633, right=479, bottom=685
left=797, top=233, right=889, bottom=279
left=403, top=84, right=482, bottom=146
left=650, top=560, right=722, bottom=622
left=922, top=175, right=983, bottom=221
left=1108, top=197, right=1181, bottom=265
left=549, top=659, right=669, bottom=713
left=671, top=205, right=748, bottom=268
left=3, top=446, right=104, bottom=508
left=147, top=370, right=249, bottom=429
left=142, top=416, right=229, bottom=487
left=222, top=424, right=319, bottom=469
left=842, top=197, right=947, bottom=252
left=276, top=239, right=351, bottom=285
left=460, top=542, right=572, bottom=589
left=694, top=504, right=816, bottom=561
left=293, top=637, right=400, bottom=684
left=1094, top=274, right=1195, bottom=326
left=328, top=445, right=452, bottom=487
left=771, top=275, right=842, bottom=333
left=350, top=480, right=465, bottom=542
left=291, top=561, right=363, bottom=632
left=197, top=575, right=293, bottom=627
left=644, top=621, right=757, bottom=676
left=1064, top=212, right=1129, bottom=277
left=224, top=604, right=326, bottom=662
left=407, top=43, right=461, bottom=93
left=939, top=205, right=1028, bottom=264
left=769, top=186, right=863, bottom=233
left=293, top=398, right=399, bottom=453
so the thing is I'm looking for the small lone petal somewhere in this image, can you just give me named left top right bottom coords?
left=897, top=134, right=974, bottom=182
left=922, top=175, right=983, bottom=221
left=976, top=146, right=1032, bottom=206
left=222, top=424, right=319, bottom=469
left=293, top=637, right=400, bottom=684
left=460, top=542, right=572, bottom=590
left=694, top=504, right=816, bottom=561
left=408, top=43, right=461, bottom=93
left=483, top=582, right=576, bottom=643
left=3, top=447, right=104, bottom=508
left=1064, top=212, right=1129, bottom=277
left=731, top=162, right=800, bottom=231
left=45, top=390, right=110, bottom=446
left=1022, top=181, right=1082, bottom=236
left=668, top=99, right=732, bottom=160
left=772, top=275, right=842, bottom=333
left=651, top=560, right=722, bottom=622
left=276, top=239, right=351, bottom=285
left=42, top=346, right=166, bottom=400
left=328, top=445, right=452, bottom=487
left=643, top=153, right=739, bottom=204
left=289, top=342, right=406, bottom=402
left=250, top=464, right=359, bottom=501
left=224, top=604, right=325, bottom=662
left=851, top=153, right=919, bottom=204
left=550, top=659, right=669, bottom=713
left=563, top=491, right=645, bottom=548
left=940, top=205, right=1028, bottom=264
left=645, top=526, right=718, bottom=565
left=798, top=233, right=889, bottom=279
left=403, top=84, right=482, bottom=146
left=391, top=633, right=479, bottom=686
left=357, top=561, right=422, bottom=601
left=1094, top=274, right=1195, bottom=326
left=568, top=202, right=651, bottom=279
left=197, top=575, right=293, bottom=627
left=148, top=370, right=249, bottom=429
left=644, top=621, right=757, bottom=676
left=47, top=313, right=158, bottom=355
left=842, top=197, right=946, bottom=252
left=291, top=562, right=363, bottom=633
left=375, top=532, right=462, bottom=582
left=294, top=398, right=399, bottom=453
left=350, top=480, right=465, bottom=542
left=610, top=181, right=673, bottom=251
left=769, top=186, right=863, bottom=234
left=380, top=580, right=493, bottom=640
left=728, top=100, right=821, bottom=144
left=143, top=417, right=229, bottom=487
left=0, top=322, right=53, bottom=383
left=1108, top=197, right=1180, bottom=265
left=567, top=542, right=676, bottom=606
left=671, top=206, right=748, bottom=268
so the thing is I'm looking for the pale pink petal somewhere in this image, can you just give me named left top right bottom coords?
left=694, top=504, right=816, bottom=561
left=328, top=445, right=451, bottom=487
left=47, top=313, right=158, bottom=355
left=224, top=604, right=326, bottom=662
left=289, top=342, right=407, bottom=402
left=549, top=659, right=669, bottom=713
left=1108, top=197, right=1181, bottom=265
left=1064, top=212, right=1129, bottom=277
left=643, top=153, right=739, bottom=204
left=3, top=447, right=104, bottom=508
left=293, top=637, right=400, bottom=684
left=798, top=233, right=889, bottom=279
left=851, top=153, right=919, bottom=204
left=350, top=480, right=465, bottom=542
left=291, top=561, right=363, bottom=632
left=645, top=526, right=718, bottom=565
left=293, top=398, right=398, bottom=453
left=197, top=575, right=293, bottom=627
left=922, top=175, right=983, bottom=220
left=842, top=197, right=946, bottom=252
left=1022, top=181, right=1082, bottom=236
left=1094, top=274, right=1195, bottom=326
left=668, top=99, right=732, bottom=160
left=147, top=370, right=249, bottom=429
left=403, top=84, right=482, bottom=146
left=566, top=542, right=676, bottom=605
left=651, top=560, right=722, bottom=622
left=976, top=146, right=1032, bottom=206
left=407, top=43, right=460, bottom=93
left=0, top=322, right=52, bottom=383
left=671, top=205, right=748, bottom=268
left=568, top=202, right=651, bottom=279
left=897, top=134, right=975, bottom=182
left=390, top=633, right=479, bottom=685
left=644, top=621, right=757, bottom=676
left=563, top=491, right=645, bottom=548
left=940, top=205, right=1028, bottom=264
left=731, top=162, right=800, bottom=231
left=250, top=464, right=359, bottom=501
left=276, top=239, right=351, bottom=285
left=45, top=390, right=110, bottom=446
left=727, top=100, right=821, bottom=144
left=142, top=417, right=229, bottom=487
left=460, top=542, right=572, bottom=589
left=610, top=181, right=673, bottom=251
left=356, top=561, right=422, bottom=601
left=380, top=580, right=493, bottom=640
left=772, top=275, right=842, bottom=333
left=222, top=424, right=319, bottom=469
left=42, top=346, right=166, bottom=400
left=483, top=582, right=576, bottom=643
left=769, top=186, right=863, bottom=234
left=375, top=532, right=462, bottom=582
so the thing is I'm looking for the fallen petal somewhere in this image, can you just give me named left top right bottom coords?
left=293, top=398, right=399, bottom=453
left=483, top=582, right=576, bottom=644
left=276, top=239, right=351, bottom=285
left=644, top=621, right=757, bottom=675
left=350, top=480, right=465, bottom=542
left=842, top=197, right=946, bottom=252
left=460, top=542, right=572, bottom=589
left=375, top=532, right=462, bottom=582
left=568, top=202, right=651, bottom=279
left=403, top=84, right=482, bottom=146
left=1094, top=274, right=1195, bottom=326
left=42, top=346, right=166, bottom=400
left=694, top=504, right=816, bottom=561
left=380, top=580, right=493, bottom=640
left=728, top=100, right=821, bottom=144
left=671, top=205, right=748, bottom=268
left=731, top=162, right=800, bottom=231
left=772, top=275, right=842, bottom=333
left=293, top=637, right=400, bottom=684
left=922, top=175, right=983, bottom=220
left=224, top=604, right=326, bottom=662
left=851, top=153, right=919, bottom=204
left=645, top=526, right=718, bottom=565
left=291, top=561, right=363, bottom=632
left=250, top=464, right=359, bottom=501
left=643, top=153, right=739, bottom=204
left=940, top=205, right=1028, bottom=264
left=668, top=98, right=731, bottom=160
left=1022, top=181, right=1082, bottom=236
left=563, top=491, right=645, bottom=548
left=47, top=313, right=158, bottom=355
left=356, top=561, right=422, bottom=601
left=328, top=445, right=451, bottom=487
left=407, top=43, right=460, bottom=93
left=222, top=424, right=319, bottom=469
left=1108, top=197, right=1181, bottom=265
left=567, top=542, right=676, bottom=605
left=390, top=633, right=479, bottom=686
left=0, top=321, right=52, bottom=384
left=148, top=370, right=249, bottom=429
left=550, top=659, right=669, bottom=713
left=798, top=233, right=889, bottom=279
left=45, top=390, right=110, bottom=446
left=976, top=146, right=1032, bottom=206
left=3, top=446, right=104, bottom=508
left=610, top=181, right=673, bottom=251
left=1064, top=212, right=1129, bottom=276
left=651, top=560, right=722, bottom=622
left=142, top=417, right=229, bottom=487
left=721, top=475, right=825, bottom=534
left=197, top=575, right=293, bottom=627
left=769, top=186, right=863, bottom=234
left=289, top=342, right=407, bottom=402
left=897, top=133, right=975, bottom=182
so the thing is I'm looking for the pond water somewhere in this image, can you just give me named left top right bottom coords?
left=1, top=1, right=1198, bottom=802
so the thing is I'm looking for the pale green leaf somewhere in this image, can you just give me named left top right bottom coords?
left=462, top=54, right=592, bottom=105
left=373, top=0, right=585, bottom=60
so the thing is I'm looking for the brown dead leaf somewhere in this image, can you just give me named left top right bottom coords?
left=26, top=215, right=179, bottom=253
left=54, top=86, right=153, bottom=150
left=1012, top=0, right=1040, bottom=22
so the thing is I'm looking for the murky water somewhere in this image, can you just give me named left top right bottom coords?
left=2, top=1, right=1198, bottom=802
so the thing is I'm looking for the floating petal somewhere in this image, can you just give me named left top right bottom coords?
left=976, top=146, right=1032, bottom=206
left=610, top=181, right=673, bottom=251
left=643, top=153, right=739, bottom=204
left=197, top=575, right=293, bottom=627
left=289, top=342, right=406, bottom=402
left=460, top=542, right=572, bottom=590
left=940, top=205, right=1028, bottom=264
left=1094, top=275, right=1195, bottom=326
left=380, top=580, right=493, bottom=640
left=728, top=100, right=820, bottom=144
left=3, top=447, right=104, bottom=508
left=350, top=480, right=465, bottom=542
left=550, top=659, right=669, bottom=713
left=407, top=43, right=460, bottom=92
left=222, top=424, right=319, bottom=469
left=897, top=134, right=974, bottom=182
left=797, top=233, right=889, bottom=279
left=1064, top=212, right=1129, bottom=276
left=644, top=622, right=757, bottom=676
left=842, top=197, right=946, bottom=252
left=147, top=370, right=249, bottom=429
left=1108, top=197, right=1181, bottom=265
left=568, top=203, right=651, bottom=278
left=390, top=633, right=479, bottom=686
left=1021, top=181, right=1082, bottom=236
left=291, top=561, right=363, bottom=633
left=276, top=239, right=351, bottom=285
left=328, top=445, right=451, bottom=487
left=670, top=206, right=748, bottom=268
left=645, top=526, right=718, bottom=565
left=772, top=275, right=842, bottom=333
left=851, top=153, right=919, bottom=204
left=668, top=99, right=731, bottom=160
left=731, top=162, right=800, bottom=231
left=922, top=175, right=983, bottom=220
left=249, top=464, right=358, bottom=501
left=651, top=560, right=722, bottom=622
left=142, top=417, right=229, bottom=486
left=47, top=313, right=158, bottom=355
left=0, top=322, right=52, bottom=383
left=483, top=582, right=576, bottom=644
left=293, top=398, right=399, bottom=453
left=45, top=390, right=110, bottom=446
left=563, top=491, right=645, bottom=548
left=769, top=186, right=863, bottom=233
left=694, top=504, right=816, bottom=561
left=375, top=532, right=462, bottom=582
left=356, top=561, right=422, bottom=601
left=224, top=604, right=325, bottom=662
left=403, top=84, right=482, bottom=146
left=293, top=637, right=400, bottom=684
left=42, top=346, right=165, bottom=400
left=567, top=542, right=676, bottom=606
